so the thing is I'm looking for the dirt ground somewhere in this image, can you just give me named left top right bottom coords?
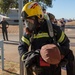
left=0, top=25, right=19, bottom=33
left=0, top=61, right=19, bottom=75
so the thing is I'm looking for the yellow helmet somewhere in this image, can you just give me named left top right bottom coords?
left=21, top=2, right=43, bottom=19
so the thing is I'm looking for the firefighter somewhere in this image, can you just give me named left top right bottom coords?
left=47, top=12, right=55, bottom=24
left=48, top=12, right=74, bottom=75
left=43, top=11, right=58, bottom=25
left=18, top=2, right=74, bottom=75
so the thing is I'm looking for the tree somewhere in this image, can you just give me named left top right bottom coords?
left=0, top=0, right=18, bottom=14
left=0, top=0, right=53, bottom=14
left=23, top=0, right=53, bottom=7
left=33, top=0, right=52, bottom=7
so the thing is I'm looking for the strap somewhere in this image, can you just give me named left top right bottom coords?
left=29, top=33, right=34, bottom=51
left=46, top=19, right=54, bottom=37
left=46, top=18, right=57, bottom=44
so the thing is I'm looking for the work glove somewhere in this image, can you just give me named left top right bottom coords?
left=59, top=55, right=68, bottom=67
left=21, top=50, right=40, bottom=68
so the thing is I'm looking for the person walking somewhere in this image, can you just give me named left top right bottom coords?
left=0, top=18, right=9, bottom=41
left=18, top=2, right=74, bottom=75
left=60, top=18, right=66, bottom=32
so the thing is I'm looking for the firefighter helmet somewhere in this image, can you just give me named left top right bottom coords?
left=21, top=2, right=43, bottom=19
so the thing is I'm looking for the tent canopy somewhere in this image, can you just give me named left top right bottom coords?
left=0, top=15, right=10, bottom=22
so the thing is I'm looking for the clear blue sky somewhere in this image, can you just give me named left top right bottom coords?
left=47, top=0, right=75, bottom=19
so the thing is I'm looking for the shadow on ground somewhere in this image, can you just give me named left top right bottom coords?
left=3, top=69, right=19, bottom=75
left=4, top=40, right=19, bottom=45
left=68, top=37, right=75, bottom=39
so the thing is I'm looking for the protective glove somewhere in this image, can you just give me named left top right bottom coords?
left=59, top=57, right=68, bottom=67
left=21, top=50, right=40, bottom=68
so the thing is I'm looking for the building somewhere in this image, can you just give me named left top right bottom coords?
left=0, top=15, right=9, bottom=22
left=7, top=8, right=19, bottom=25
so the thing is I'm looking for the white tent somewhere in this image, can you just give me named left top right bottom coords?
left=0, top=15, right=10, bottom=22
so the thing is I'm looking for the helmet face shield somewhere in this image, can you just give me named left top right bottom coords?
left=24, top=19, right=35, bottom=32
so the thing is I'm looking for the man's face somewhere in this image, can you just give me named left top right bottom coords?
left=26, top=19, right=34, bottom=24
left=24, top=19, right=35, bottom=32
left=43, top=10, right=46, bottom=13
left=3, top=18, right=5, bottom=21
